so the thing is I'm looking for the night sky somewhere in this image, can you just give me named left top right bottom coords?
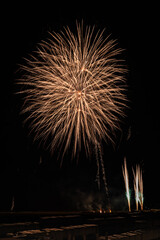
left=1, top=3, right=159, bottom=212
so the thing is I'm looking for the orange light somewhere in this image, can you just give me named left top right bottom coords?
left=76, top=90, right=82, bottom=100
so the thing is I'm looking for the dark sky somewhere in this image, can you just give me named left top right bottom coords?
left=1, top=3, right=159, bottom=211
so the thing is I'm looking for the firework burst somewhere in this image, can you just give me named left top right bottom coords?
left=18, top=22, right=127, bottom=157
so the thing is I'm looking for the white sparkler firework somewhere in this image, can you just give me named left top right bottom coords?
left=122, top=157, right=131, bottom=212
left=132, top=165, right=144, bottom=211
left=138, top=167, right=144, bottom=211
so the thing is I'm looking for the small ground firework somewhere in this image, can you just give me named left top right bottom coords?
left=138, top=166, right=144, bottom=211
left=132, top=165, right=144, bottom=211
left=133, top=166, right=139, bottom=211
left=122, top=157, right=131, bottom=212
left=18, top=22, right=127, bottom=158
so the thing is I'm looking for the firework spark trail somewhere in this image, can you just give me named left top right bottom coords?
left=122, top=157, right=131, bottom=212
left=132, top=166, right=139, bottom=211
left=18, top=22, right=127, bottom=159
left=97, top=143, right=109, bottom=198
left=95, top=144, right=100, bottom=190
left=138, top=167, right=143, bottom=211
left=10, top=196, right=15, bottom=212
left=95, top=141, right=111, bottom=209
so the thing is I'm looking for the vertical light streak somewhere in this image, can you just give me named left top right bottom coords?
left=122, top=157, right=131, bottom=212
left=133, top=165, right=144, bottom=211
left=95, top=144, right=100, bottom=190
left=11, top=196, right=15, bottom=212
left=132, top=166, right=139, bottom=211
left=138, top=167, right=144, bottom=211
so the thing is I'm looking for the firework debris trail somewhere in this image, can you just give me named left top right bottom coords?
left=122, top=157, right=131, bottom=212
left=95, top=144, right=100, bottom=190
left=95, top=142, right=111, bottom=209
left=98, top=143, right=110, bottom=206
